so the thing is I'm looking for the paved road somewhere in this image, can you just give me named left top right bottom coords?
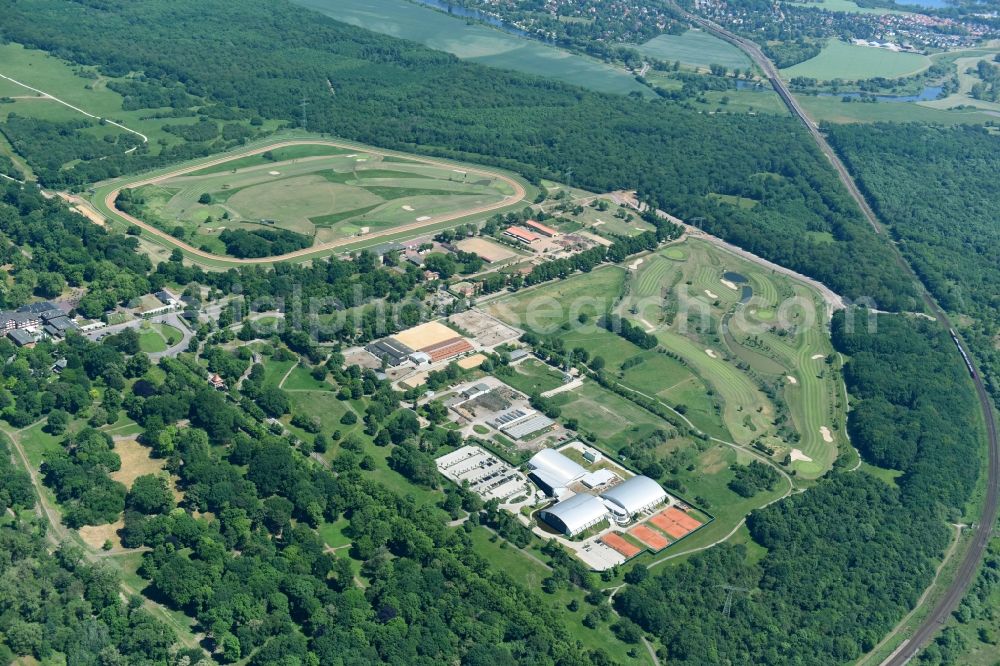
left=93, top=139, right=527, bottom=265
left=86, top=312, right=193, bottom=360
left=666, top=4, right=999, bottom=662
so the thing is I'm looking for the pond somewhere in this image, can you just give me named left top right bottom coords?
left=723, top=271, right=748, bottom=283
left=815, top=85, right=943, bottom=103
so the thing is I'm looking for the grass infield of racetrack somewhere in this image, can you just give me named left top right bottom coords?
left=88, top=133, right=532, bottom=268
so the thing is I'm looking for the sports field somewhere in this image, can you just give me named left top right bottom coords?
left=781, top=39, right=931, bottom=81
left=131, top=148, right=513, bottom=250
left=97, top=138, right=528, bottom=263
left=626, top=238, right=846, bottom=475
left=487, top=235, right=847, bottom=477
left=636, top=30, right=750, bottom=70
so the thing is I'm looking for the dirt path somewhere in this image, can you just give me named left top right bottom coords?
left=2, top=425, right=200, bottom=649
left=94, top=139, right=527, bottom=265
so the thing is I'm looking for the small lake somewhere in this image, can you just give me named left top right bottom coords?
left=413, top=0, right=529, bottom=37
left=815, top=85, right=943, bottom=103
left=723, top=271, right=748, bottom=283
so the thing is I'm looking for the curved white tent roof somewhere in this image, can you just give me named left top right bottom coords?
left=601, top=476, right=667, bottom=517
left=528, top=448, right=587, bottom=489
left=539, top=493, right=610, bottom=536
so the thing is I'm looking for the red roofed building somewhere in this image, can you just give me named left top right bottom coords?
left=524, top=219, right=559, bottom=237
left=504, top=225, right=541, bottom=245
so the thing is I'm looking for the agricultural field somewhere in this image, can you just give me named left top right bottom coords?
left=785, top=0, right=901, bottom=14
left=781, top=39, right=931, bottom=81
left=794, top=93, right=997, bottom=124
left=294, top=0, right=651, bottom=97
left=635, top=30, right=751, bottom=70
left=124, top=147, right=515, bottom=255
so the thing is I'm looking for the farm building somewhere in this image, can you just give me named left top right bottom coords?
left=504, top=226, right=541, bottom=245
left=524, top=220, right=559, bottom=237
left=539, top=493, right=610, bottom=536
left=601, top=476, right=668, bottom=523
left=528, top=448, right=587, bottom=497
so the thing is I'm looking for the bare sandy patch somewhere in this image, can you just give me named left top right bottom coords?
left=704, top=289, right=718, bottom=299
left=705, top=349, right=718, bottom=359
left=811, top=354, right=825, bottom=360
left=721, top=279, right=738, bottom=291
left=401, top=204, right=415, bottom=211
left=110, top=438, right=166, bottom=489
left=786, top=375, right=798, bottom=385
left=593, top=219, right=605, bottom=226
left=268, top=170, right=280, bottom=176
left=789, top=448, right=813, bottom=462
left=416, top=215, right=431, bottom=222
left=628, top=258, right=644, bottom=270
left=820, top=426, right=834, bottom=443
left=79, top=519, right=124, bottom=549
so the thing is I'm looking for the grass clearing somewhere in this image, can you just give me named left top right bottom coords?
left=498, top=358, right=565, bottom=395
left=485, top=265, right=626, bottom=333
left=109, top=438, right=168, bottom=490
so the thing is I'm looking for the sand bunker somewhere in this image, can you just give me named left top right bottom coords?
left=704, top=289, right=718, bottom=299
left=593, top=219, right=605, bottom=226
left=786, top=375, right=798, bottom=385
left=820, top=426, right=834, bottom=443
left=356, top=158, right=367, bottom=162
left=721, top=279, right=738, bottom=290
left=452, top=169, right=466, bottom=174
left=705, top=349, right=718, bottom=359
left=789, top=448, right=813, bottom=462
left=628, top=258, right=644, bottom=270
left=416, top=215, right=431, bottom=222
left=402, top=205, right=415, bottom=211
left=268, top=170, right=280, bottom=176
left=811, top=354, right=825, bottom=360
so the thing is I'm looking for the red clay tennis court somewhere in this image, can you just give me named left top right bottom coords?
left=601, top=532, right=641, bottom=558
left=650, top=507, right=703, bottom=539
left=629, top=524, right=670, bottom=551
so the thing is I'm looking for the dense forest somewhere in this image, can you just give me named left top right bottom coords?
left=616, top=310, right=981, bottom=663
left=0, top=0, right=916, bottom=310
left=827, top=123, right=1000, bottom=407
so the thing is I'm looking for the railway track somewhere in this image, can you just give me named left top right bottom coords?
left=667, top=3, right=999, bottom=662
